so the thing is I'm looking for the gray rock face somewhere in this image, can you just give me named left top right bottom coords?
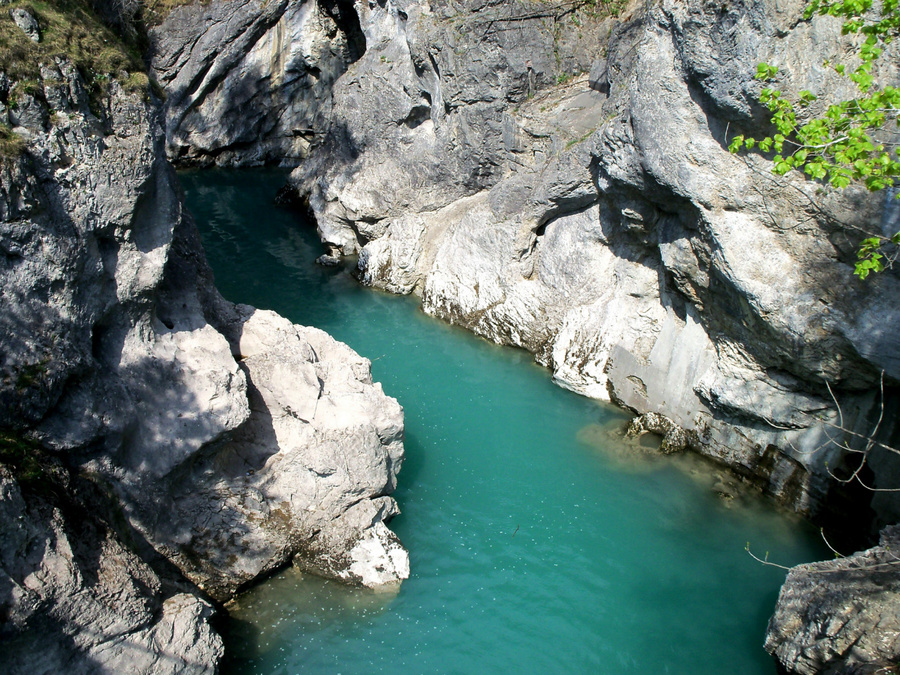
left=148, top=0, right=365, bottom=166
left=133, top=306, right=408, bottom=601
left=765, top=525, right=900, bottom=674
left=269, top=0, right=900, bottom=529
left=10, top=8, right=40, bottom=42
left=146, top=0, right=900, bottom=666
left=293, top=0, right=613, bottom=254
left=2, top=47, right=407, bottom=672
left=0, top=465, right=223, bottom=675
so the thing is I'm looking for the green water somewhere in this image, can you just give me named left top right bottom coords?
left=183, top=170, right=827, bottom=675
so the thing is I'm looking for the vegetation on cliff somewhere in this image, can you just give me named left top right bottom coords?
left=730, top=0, right=900, bottom=278
left=0, top=0, right=142, bottom=78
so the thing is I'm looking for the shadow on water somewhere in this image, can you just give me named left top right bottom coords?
left=221, top=567, right=399, bottom=671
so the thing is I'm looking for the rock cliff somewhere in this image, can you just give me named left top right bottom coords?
left=149, top=0, right=365, bottom=166
left=153, top=4, right=900, bottom=669
left=0, top=9, right=407, bottom=672
left=185, top=0, right=899, bottom=534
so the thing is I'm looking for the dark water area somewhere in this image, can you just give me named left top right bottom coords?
left=182, top=169, right=828, bottom=675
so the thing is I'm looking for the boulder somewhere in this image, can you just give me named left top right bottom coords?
left=132, top=307, right=408, bottom=601
left=9, top=8, right=39, bottom=42
left=765, top=525, right=900, bottom=674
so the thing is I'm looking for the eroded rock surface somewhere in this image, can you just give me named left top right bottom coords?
left=140, top=307, right=408, bottom=600
left=148, top=0, right=365, bottom=166
left=765, top=525, right=900, bottom=674
left=264, top=0, right=900, bottom=530
left=0, top=465, right=223, bottom=675
left=1, top=36, right=407, bottom=673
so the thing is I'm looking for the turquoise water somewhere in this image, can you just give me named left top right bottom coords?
left=183, top=170, right=828, bottom=675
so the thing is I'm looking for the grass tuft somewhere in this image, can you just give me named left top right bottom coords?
left=0, top=123, right=26, bottom=159
left=0, top=431, right=48, bottom=486
left=0, top=0, right=143, bottom=94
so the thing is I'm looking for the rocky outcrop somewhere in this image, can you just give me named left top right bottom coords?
left=134, top=306, right=407, bottom=601
left=0, top=462, right=223, bottom=675
left=148, top=0, right=365, bottom=166
left=765, top=524, right=900, bottom=674
left=1, top=25, right=407, bottom=673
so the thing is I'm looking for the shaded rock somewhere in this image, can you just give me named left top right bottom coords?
left=765, top=525, right=900, bottom=674
left=0, top=465, right=223, bottom=675
left=7, top=91, right=47, bottom=130
left=148, top=0, right=365, bottom=166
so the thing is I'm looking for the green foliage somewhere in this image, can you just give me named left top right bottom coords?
left=0, top=431, right=48, bottom=487
left=0, top=0, right=145, bottom=98
left=729, top=0, right=900, bottom=279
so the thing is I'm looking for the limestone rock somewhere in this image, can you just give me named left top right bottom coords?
left=765, top=525, right=900, bottom=674
left=262, top=0, right=900, bottom=527
left=10, top=8, right=39, bottom=42
left=133, top=307, right=408, bottom=600
left=148, top=0, right=365, bottom=166
left=0, top=465, right=223, bottom=675
left=625, top=412, right=694, bottom=454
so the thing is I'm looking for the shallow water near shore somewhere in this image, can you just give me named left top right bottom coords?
left=183, top=169, right=828, bottom=675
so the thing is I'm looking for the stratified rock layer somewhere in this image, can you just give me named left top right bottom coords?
left=765, top=525, right=900, bottom=674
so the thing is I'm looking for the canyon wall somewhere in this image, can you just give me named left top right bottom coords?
left=152, top=4, right=900, bottom=671
left=155, top=0, right=900, bottom=531
left=292, top=0, right=900, bottom=531
left=0, top=12, right=407, bottom=672
left=0, top=0, right=890, bottom=672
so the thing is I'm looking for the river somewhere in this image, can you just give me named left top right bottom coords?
left=182, top=169, right=827, bottom=675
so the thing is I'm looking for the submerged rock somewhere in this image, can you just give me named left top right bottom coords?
left=625, top=412, right=694, bottom=454
left=765, top=525, right=900, bottom=674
